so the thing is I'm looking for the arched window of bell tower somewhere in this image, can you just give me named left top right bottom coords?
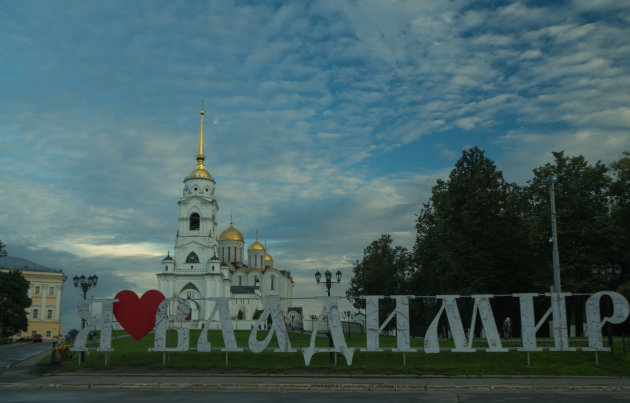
left=186, top=251, right=199, bottom=263
left=189, top=213, right=200, bottom=230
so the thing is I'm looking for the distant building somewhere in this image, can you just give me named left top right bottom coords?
left=156, top=106, right=295, bottom=328
left=0, top=257, right=66, bottom=340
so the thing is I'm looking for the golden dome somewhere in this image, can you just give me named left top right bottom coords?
left=219, top=224, right=244, bottom=242
left=264, top=252, right=273, bottom=261
left=248, top=240, right=265, bottom=251
left=185, top=167, right=214, bottom=181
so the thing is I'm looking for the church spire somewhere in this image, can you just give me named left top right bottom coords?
left=196, top=101, right=205, bottom=170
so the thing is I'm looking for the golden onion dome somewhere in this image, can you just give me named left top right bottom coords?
left=185, top=167, right=214, bottom=181
left=248, top=240, right=265, bottom=251
left=219, top=224, right=244, bottom=242
left=264, top=252, right=273, bottom=262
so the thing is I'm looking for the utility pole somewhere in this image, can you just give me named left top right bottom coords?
left=548, top=175, right=561, bottom=293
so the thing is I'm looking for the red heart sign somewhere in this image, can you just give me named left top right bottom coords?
left=113, top=290, right=165, bottom=341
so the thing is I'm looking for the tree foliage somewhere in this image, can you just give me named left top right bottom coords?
left=346, top=234, right=410, bottom=310
left=411, top=146, right=532, bottom=296
left=0, top=270, right=31, bottom=337
left=525, top=151, right=613, bottom=292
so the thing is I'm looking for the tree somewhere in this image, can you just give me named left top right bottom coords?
left=0, top=270, right=31, bottom=338
left=609, top=151, right=630, bottom=272
left=346, top=234, right=410, bottom=325
left=525, top=151, right=612, bottom=293
left=0, top=240, right=6, bottom=258
left=66, top=328, right=79, bottom=341
left=411, top=147, right=532, bottom=296
left=409, top=147, right=534, bottom=335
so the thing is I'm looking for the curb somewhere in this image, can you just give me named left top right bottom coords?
left=1, top=383, right=630, bottom=392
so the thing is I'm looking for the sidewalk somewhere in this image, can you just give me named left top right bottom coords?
left=1, top=352, right=629, bottom=392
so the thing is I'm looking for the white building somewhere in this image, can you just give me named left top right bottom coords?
left=156, top=106, right=294, bottom=328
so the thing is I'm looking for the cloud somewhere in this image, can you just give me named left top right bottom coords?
left=1, top=0, right=630, bottom=331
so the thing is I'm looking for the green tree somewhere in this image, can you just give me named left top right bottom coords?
left=412, top=147, right=532, bottom=296
left=609, top=151, right=630, bottom=272
left=525, top=151, right=612, bottom=293
left=66, top=328, right=79, bottom=341
left=0, top=240, right=7, bottom=258
left=0, top=270, right=31, bottom=338
left=346, top=234, right=410, bottom=321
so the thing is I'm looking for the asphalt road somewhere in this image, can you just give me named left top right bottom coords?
left=0, top=342, right=52, bottom=369
left=2, top=390, right=630, bottom=402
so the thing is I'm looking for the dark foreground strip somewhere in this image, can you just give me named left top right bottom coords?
left=1, top=383, right=630, bottom=392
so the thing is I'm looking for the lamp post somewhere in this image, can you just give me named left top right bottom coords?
left=73, top=275, right=98, bottom=301
left=591, top=264, right=622, bottom=354
left=315, top=269, right=342, bottom=297
left=73, top=274, right=97, bottom=362
left=344, top=310, right=353, bottom=340
left=315, top=269, right=342, bottom=363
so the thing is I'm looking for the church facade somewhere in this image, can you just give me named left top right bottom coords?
left=156, top=106, right=295, bottom=328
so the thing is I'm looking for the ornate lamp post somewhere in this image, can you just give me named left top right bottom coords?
left=315, top=269, right=342, bottom=297
left=73, top=274, right=97, bottom=362
left=73, top=275, right=98, bottom=300
left=315, top=269, right=342, bottom=363
left=591, top=263, right=622, bottom=353
left=344, top=310, right=353, bottom=340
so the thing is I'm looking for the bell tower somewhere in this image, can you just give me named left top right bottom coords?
left=173, top=103, right=219, bottom=273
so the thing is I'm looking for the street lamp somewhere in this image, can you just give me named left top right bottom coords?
left=314, top=269, right=343, bottom=363
left=73, top=275, right=98, bottom=300
left=591, top=263, right=622, bottom=353
left=73, top=274, right=97, bottom=362
left=314, top=269, right=342, bottom=297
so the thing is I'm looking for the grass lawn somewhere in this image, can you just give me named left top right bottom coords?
left=42, top=329, right=630, bottom=376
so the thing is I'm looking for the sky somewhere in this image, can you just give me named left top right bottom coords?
left=1, top=0, right=629, bottom=332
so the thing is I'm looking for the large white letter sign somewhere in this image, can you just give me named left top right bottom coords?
left=150, top=297, right=191, bottom=352
left=515, top=292, right=574, bottom=351
left=302, top=297, right=355, bottom=366
left=514, top=293, right=544, bottom=352
left=248, top=297, right=295, bottom=353
left=72, top=299, right=115, bottom=352
left=197, top=298, right=241, bottom=352
left=584, top=291, right=630, bottom=351
left=424, top=295, right=472, bottom=353
left=468, top=295, right=506, bottom=352
left=547, top=292, right=574, bottom=351
left=361, top=295, right=413, bottom=352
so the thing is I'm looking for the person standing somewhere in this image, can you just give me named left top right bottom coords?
left=502, top=317, right=511, bottom=339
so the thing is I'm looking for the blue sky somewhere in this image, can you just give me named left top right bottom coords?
left=1, top=0, right=630, bottom=331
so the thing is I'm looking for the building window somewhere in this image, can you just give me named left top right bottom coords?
left=270, top=276, right=275, bottom=290
left=49, top=286, right=54, bottom=295
left=189, top=213, right=200, bottom=230
left=238, top=276, right=242, bottom=286
left=47, top=309, right=53, bottom=319
left=33, top=308, right=39, bottom=319
left=35, top=286, right=40, bottom=294
left=46, top=331, right=51, bottom=337
left=186, top=251, right=199, bottom=263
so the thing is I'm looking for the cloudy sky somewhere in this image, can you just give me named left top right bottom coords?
left=1, top=0, right=629, bottom=331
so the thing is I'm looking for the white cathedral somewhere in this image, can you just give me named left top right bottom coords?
left=156, top=106, right=297, bottom=329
